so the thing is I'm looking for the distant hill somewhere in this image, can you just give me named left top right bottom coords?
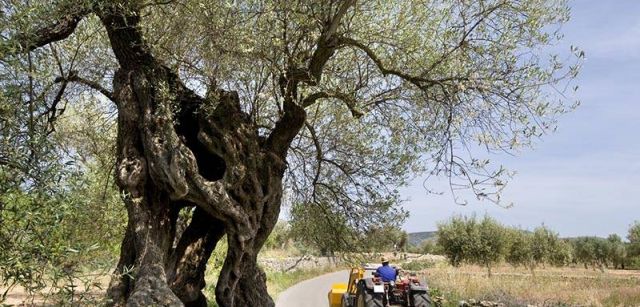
left=407, top=231, right=438, bottom=247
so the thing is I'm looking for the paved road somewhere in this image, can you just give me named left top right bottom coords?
left=275, top=270, right=349, bottom=307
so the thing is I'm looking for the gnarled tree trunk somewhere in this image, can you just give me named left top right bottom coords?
left=98, top=4, right=305, bottom=307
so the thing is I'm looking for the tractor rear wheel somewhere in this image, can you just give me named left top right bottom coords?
left=409, top=290, right=432, bottom=307
left=342, top=293, right=353, bottom=307
left=355, top=281, right=383, bottom=307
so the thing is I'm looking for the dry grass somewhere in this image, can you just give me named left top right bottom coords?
left=420, top=264, right=640, bottom=306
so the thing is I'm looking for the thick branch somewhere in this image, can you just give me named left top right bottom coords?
left=265, top=78, right=306, bottom=160
left=304, top=122, right=323, bottom=188
left=307, top=0, right=356, bottom=84
left=264, top=2, right=357, bottom=156
left=98, top=5, right=155, bottom=67
left=4, top=7, right=90, bottom=55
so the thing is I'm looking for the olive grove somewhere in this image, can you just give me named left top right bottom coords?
left=0, top=0, right=581, bottom=306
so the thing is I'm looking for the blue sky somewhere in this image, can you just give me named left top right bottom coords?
left=401, top=0, right=640, bottom=238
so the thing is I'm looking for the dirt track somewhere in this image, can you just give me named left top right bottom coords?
left=275, top=270, right=349, bottom=307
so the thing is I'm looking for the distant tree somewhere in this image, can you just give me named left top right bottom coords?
left=606, top=234, right=626, bottom=269
left=572, top=237, right=609, bottom=270
left=531, top=226, right=553, bottom=267
left=363, top=226, right=409, bottom=253
left=530, top=225, right=569, bottom=267
left=397, top=231, right=409, bottom=252
left=289, top=199, right=407, bottom=256
left=627, top=221, right=640, bottom=257
left=624, top=222, right=640, bottom=269
left=437, top=215, right=508, bottom=276
left=289, top=202, right=354, bottom=256
left=437, top=216, right=469, bottom=267
left=507, top=226, right=570, bottom=273
left=572, top=237, right=595, bottom=269
left=420, top=240, right=441, bottom=255
left=549, top=239, right=573, bottom=267
left=263, top=221, right=291, bottom=250
left=506, top=229, right=536, bottom=271
left=471, top=216, right=509, bottom=277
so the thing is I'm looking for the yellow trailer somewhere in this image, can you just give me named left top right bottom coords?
left=328, top=267, right=365, bottom=307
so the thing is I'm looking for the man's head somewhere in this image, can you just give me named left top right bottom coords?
left=381, top=256, right=389, bottom=265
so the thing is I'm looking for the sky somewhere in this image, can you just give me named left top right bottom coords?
left=401, top=0, right=640, bottom=239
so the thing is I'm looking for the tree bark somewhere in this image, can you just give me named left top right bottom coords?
left=168, top=207, right=225, bottom=307
left=96, top=3, right=305, bottom=306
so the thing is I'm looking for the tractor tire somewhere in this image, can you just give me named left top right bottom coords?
left=342, top=293, right=353, bottom=307
left=355, top=281, right=383, bottom=307
left=409, top=290, right=433, bottom=307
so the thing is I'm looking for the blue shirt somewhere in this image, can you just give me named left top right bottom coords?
left=376, top=264, right=397, bottom=282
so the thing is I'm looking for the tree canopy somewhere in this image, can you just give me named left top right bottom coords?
left=1, top=0, right=581, bottom=306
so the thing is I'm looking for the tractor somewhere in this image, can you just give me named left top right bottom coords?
left=328, top=264, right=432, bottom=307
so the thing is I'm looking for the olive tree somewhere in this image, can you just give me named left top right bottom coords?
left=436, top=215, right=469, bottom=267
left=506, top=229, right=535, bottom=270
left=572, top=237, right=609, bottom=270
left=470, top=216, right=509, bottom=277
left=627, top=221, right=640, bottom=257
left=607, top=234, right=626, bottom=269
left=1, top=0, right=580, bottom=306
left=437, top=215, right=509, bottom=276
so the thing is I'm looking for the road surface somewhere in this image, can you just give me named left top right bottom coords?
left=275, top=270, right=349, bottom=307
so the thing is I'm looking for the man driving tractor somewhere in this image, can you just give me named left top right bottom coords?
left=328, top=259, right=432, bottom=307
left=376, top=257, right=398, bottom=282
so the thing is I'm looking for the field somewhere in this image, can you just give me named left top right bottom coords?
left=419, top=264, right=640, bottom=306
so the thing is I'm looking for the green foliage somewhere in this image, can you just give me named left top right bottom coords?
left=289, top=200, right=407, bottom=256
left=627, top=221, right=640, bottom=257
left=401, top=260, right=436, bottom=271
left=549, top=239, right=573, bottom=268
left=628, top=221, right=640, bottom=243
left=438, top=216, right=587, bottom=275
left=263, top=221, right=291, bottom=250
left=418, top=240, right=441, bottom=255
left=571, top=237, right=611, bottom=270
left=472, top=216, right=510, bottom=276
left=288, top=202, right=354, bottom=256
left=506, top=226, right=571, bottom=272
left=436, top=215, right=469, bottom=267
left=627, top=256, right=640, bottom=270
left=0, top=97, right=124, bottom=303
left=568, top=231, right=636, bottom=270
left=531, top=226, right=570, bottom=267
left=506, top=229, right=535, bottom=270
left=436, top=215, right=508, bottom=276
left=606, top=234, right=626, bottom=269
